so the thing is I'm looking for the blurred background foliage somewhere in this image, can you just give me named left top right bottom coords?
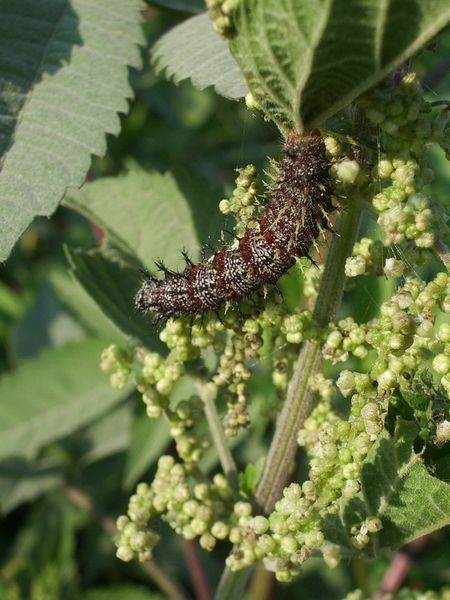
left=0, top=3, right=449, bottom=600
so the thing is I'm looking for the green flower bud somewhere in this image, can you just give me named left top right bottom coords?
left=378, top=368, right=397, bottom=389
left=433, top=354, right=450, bottom=375
left=377, top=159, right=393, bottom=179
left=280, top=535, right=298, bottom=554
left=200, top=533, right=216, bottom=551
left=250, top=515, right=270, bottom=534
left=345, top=256, right=366, bottom=277
left=245, top=92, right=260, bottom=110
left=365, top=516, right=383, bottom=533
left=435, top=420, right=450, bottom=445
left=384, top=258, right=405, bottom=278
left=116, top=545, right=134, bottom=562
left=211, top=521, right=229, bottom=539
left=336, top=160, right=360, bottom=184
left=438, top=323, right=450, bottom=343
left=324, top=136, right=341, bottom=156
left=337, top=370, right=355, bottom=397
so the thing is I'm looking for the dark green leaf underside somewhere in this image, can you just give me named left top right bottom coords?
left=324, top=421, right=450, bottom=555
left=231, top=0, right=450, bottom=132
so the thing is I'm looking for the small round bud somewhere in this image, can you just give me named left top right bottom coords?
left=336, top=160, right=360, bottom=184
left=245, top=92, right=260, bottom=110
left=435, top=420, right=450, bottom=445
left=384, top=258, right=405, bottom=278
left=433, top=354, right=450, bottom=375
left=250, top=515, right=270, bottom=534
left=365, top=516, right=383, bottom=533
left=345, top=256, right=366, bottom=277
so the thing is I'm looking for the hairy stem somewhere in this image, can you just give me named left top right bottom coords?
left=215, top=201, right=362, bottom=599
left=197, top=381, right=239, bottom=493
left=256, top=201, right=362, bottom=513
left=63, top=485, right=189, bottom=600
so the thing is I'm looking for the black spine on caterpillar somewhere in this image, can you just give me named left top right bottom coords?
left=135, top=130, right=333, bottom=321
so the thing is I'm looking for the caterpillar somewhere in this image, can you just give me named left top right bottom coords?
left=135, top=130, right=333, bottom=321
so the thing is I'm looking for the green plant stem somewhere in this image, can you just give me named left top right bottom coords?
left=255, top=201, right=362, bottom=513
left=215, top=201, right=362, bottom=599
left=197, top=381, right=239, bottom=493
left=351, top=558, right=370, bottom=597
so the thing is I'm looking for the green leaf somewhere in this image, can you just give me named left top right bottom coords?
left=149, top=0, right=205, bottom=12
left=0, top=339, right=129, bottom=461
left=65, top=166, right=224, bottom=267
left=50, top=270, right=125, bottom=343
left=4, top=495, right=80, bottom=593
left=0, top=457, right=66, bottom=515
left=230, top=0, right=450, bottom=132
left=152, top=13, right=248, bottom=100
left=79, top=400, right=132, bottom=466
left=64, top=167, right=224, bottom=347
left=123, top=411, right=170, bottom=489
left=239, top=459, right=265, bottom=499
left=0, top=0, right=144, bottom=262
left=11, top=284, right=85, bottom=362
left=65, top=241, right=164, bottom=351
left=84, top=586, right=165, bottom=600
left=324, top=421, right=450, bottom=555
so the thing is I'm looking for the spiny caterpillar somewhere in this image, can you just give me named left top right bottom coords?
left=135, top=130, right=333, bottom=321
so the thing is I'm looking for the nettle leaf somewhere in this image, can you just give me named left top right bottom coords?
left=0, top=0, right=144, bottom=262
left=65, top=240, right=163, bottom=351
left=123, top=411, right=170, bottom=489
left=239, top=459, right=265, bottom=499
left=149, top=0, right=205, bottom=12
left=50, top=270, right=125, bottom=343
left=0, top=339, right=129, bottom=461
left=0, top=457, right=66, bottom=515
left=79, top=400, right=132, bottom=466
left=11, top=283, right=85, bottom=362
left=324, top=421, right=450, bottom=556
left=65, top=167, right=224, bottom=348
left=65, top=167, right=224, bottom=267
left=230, top=0, right=450, bottom=132
left=152, top=12, right=248, bottom=100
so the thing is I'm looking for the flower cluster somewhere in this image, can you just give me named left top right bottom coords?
left=205, top=0, right=239, bottom=36
left=331, top=273, right=450, bottom=396
left=360, top=73, right=450, bottom=250
left=116, top=456, right=235, bottom=561
left=219, top=164, right=260, bottom=238
left=223, top=370, right=384, bottom=581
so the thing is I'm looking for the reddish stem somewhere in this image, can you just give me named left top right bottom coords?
left=372, top=535, right=429, bottom=599
left=183, top=539, right=213, bottom=600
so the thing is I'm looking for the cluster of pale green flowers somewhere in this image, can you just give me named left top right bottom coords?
left=324, top=273, right=450, bottom=396
left=222, top=367, right=383, bottom=582
left=357, top=72, right=450, bottom=253
left=219, top=164, right=259, bottom=238
left=205, top=0, right=239, bottom=36
left=108, top=74, right=450, bottom=583
left=116, top=456, right=236, bottom=561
